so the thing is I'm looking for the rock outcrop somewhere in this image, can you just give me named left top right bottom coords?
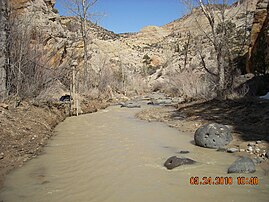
left=246, top=0, right=269, bottom=74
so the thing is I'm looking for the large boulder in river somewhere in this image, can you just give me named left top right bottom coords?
left=164, top=156, right=196, bottom=170
left=228, top=157, right=256, bottom=173
left=194, top=123, right=232, bottom=149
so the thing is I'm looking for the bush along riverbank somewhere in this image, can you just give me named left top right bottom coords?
left=0, top=98, right=109, bottom=189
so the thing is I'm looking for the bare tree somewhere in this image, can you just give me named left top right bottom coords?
left=7, top=12, right=41, bottom=97
left=183, top=32, right=191, bottom=69
left=0, top=0, right=8, bottom=99
left=180, top=0, right=251, bottom=97
left=63, top=0, right=99, bottom=92
left=2, top=4, right=63, bottom=99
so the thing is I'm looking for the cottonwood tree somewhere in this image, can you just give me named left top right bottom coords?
left=180, top=0, right=251, bottom=98
left=63, top=0, right=100, bottom=92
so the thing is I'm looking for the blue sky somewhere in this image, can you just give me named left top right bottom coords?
left=55, top=0, right=237, bottom=34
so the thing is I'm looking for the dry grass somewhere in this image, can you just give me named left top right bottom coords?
left=164, top=69, right=216, bottom=99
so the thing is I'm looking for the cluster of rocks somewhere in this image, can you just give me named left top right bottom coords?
left=193, top=123, right=269, bottom=173
left=144, top=94, right=185, bottom=106
left=119, top=101, right=141, bottom=108
left=164, top=122, right=269, bottom=173
left=226, top=141, right=268, bottom=165
left=119, top=94, right=185, bottom=109
left=227, top=141, right=267, bottom=154
left=119, top=93, right=186, bottom=109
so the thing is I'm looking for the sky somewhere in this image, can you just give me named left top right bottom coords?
left=55, top=0, right=237, bottom=34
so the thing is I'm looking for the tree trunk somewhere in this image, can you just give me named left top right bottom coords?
left=219, top=63, right=225, bottom=96
left=216, top=51, right=226, bottom=97
left=183, top=32, right=191, bottom=69
left=0, top=0, right=8, bottom=99
left=82, top=0, right=89, bottom=92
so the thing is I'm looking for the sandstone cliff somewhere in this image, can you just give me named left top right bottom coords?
left=246, top=0, right=269, bottom=74
left=3, top=0, right=265, bottom=99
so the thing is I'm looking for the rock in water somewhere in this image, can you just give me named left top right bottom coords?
left=164, top=156, right=196, bottom=170
left=194, top=123, right=232, bottom=149
left=147, top=99, right=172, bottom=106
left=178, top=150, right=190, bottom=154
left=227, top=157, right=256, bottom=174
left=227, top=148, right=239, bottom=153
left=120, top=101, right=141, bottom=108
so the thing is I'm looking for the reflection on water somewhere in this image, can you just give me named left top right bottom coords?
left=0, top=106, right=268, bottom=202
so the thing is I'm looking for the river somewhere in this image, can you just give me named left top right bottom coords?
left=0, top=104, right=268, bottom=202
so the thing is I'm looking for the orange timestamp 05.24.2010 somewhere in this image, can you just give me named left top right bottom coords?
left=190, top=176, right=259, bottom=185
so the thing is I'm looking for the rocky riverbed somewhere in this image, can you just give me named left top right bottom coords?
left=136, top=96, right=269, bottom=175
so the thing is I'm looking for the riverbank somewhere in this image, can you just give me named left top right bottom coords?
left=136, top=97, right=269, bottom=174
left=0, top=99, right=109, bottom=189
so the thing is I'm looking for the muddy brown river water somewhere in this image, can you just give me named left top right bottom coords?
left=0, top=105, right=269, bottom=202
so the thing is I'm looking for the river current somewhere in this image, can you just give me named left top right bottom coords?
left=0, top=105, right=268, bottom=202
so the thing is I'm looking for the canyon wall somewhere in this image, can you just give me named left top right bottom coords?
left=2, top=0, right=266, bottom=98
left=246, top=0, right=269, bottom=74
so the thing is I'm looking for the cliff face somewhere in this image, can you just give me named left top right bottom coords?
left=3, top=0, right=264, bottom=98
left=9, top=0, right=55, bottom=11
left=246, top=0, right=269, bottom=74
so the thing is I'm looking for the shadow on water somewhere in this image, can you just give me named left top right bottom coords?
left=171, top=97, right=269, bottom=142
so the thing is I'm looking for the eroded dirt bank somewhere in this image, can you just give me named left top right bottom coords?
left=0, top=99, right=109, bottom=189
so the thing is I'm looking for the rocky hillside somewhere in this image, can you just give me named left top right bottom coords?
left=2, top=0, right=268, bottom=99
